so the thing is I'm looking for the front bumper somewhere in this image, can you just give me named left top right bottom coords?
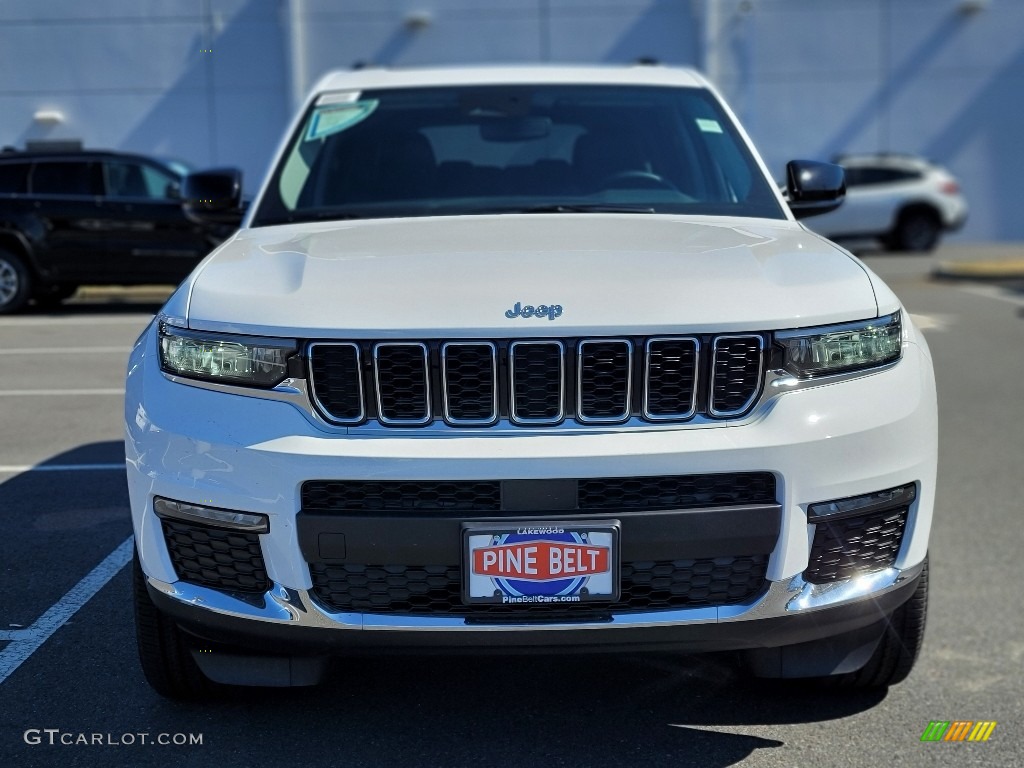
left=944, top=206, right=969, bottom=233
left=127, top=321, right=937, bottom=649
left=147, top=561, right=924, bottom=654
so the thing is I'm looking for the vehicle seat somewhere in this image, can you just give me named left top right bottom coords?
left=315, top=130, right=438, bottom=206
left=111, top=164, right=149, bottom=198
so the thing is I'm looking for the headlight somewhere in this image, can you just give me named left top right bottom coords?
left=158, top=323, right=296, bottom=387
left=775, top=311, right=902, bottom=378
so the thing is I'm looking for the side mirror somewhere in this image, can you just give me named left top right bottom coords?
left=182, top=168, right=243, bottom=225
left=786, top=160, right=845, bottom=219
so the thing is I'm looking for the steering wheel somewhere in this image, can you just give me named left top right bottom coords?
left=599, top=170, right=679, bottom=191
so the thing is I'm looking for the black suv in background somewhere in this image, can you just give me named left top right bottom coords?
left=0, top=148, right=240, bottom=313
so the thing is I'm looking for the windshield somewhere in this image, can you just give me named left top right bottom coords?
left=252, top=84, right=784, bottom=225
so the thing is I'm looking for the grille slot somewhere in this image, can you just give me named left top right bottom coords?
left=577, top=339, right=632, bottom=423
left=644, top=337, right=698, bottom=419
left=302, top=473, right=776, bottom=514
left=303, top=480, right=502, bottom=512
left=710, top=335, right=764, bottom=417
left=308, top=342, right=364, bottom=424
left=161, top=518, right=269, bottom=594
left=441, top=342, right=498, bottom=425
left=509, top=341, right=565, bottom=424
left=309, top=555, right=769, bottom=618
left=374, top=343, right=430, bottom=425
left=578, top=473, right=776, bottom=511
left=804, top=507, right=909, bottom=584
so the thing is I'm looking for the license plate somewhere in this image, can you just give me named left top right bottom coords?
left=462, top=521, right=620, bottom=605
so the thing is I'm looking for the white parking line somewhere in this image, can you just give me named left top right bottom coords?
left=0, top=347, right=127, bottom=355
left=958, top=284, right=1024, bottom=307
left=0, top=630, right=33, bottom=641
left=0, top=389, right=124, bottom=396
left=908, top=313, right=950, bottom=332
left=0, top=537, right=134, bottom=685
left=0, top=463, right=125, bottom=474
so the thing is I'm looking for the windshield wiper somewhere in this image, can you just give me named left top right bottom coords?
left=513, top=204, right=656, bottom=214
left=255, top=211, right=369, bottom=226
left=256, top=203, right=656, bottom=226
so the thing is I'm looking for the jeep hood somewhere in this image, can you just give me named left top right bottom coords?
left=181, top=214, right=884, bottom=337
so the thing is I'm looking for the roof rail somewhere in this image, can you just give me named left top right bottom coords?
left=25, top=139, right=84, bottom=153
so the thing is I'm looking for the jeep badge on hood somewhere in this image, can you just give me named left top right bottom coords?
left=505, top=302, right=563, bottom=320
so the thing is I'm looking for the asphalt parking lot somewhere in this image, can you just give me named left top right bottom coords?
left=0, top=246, right=1021, bottom=768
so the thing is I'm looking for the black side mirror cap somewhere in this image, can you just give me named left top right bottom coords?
left=182, top=168, right=244, bottom=225
left=786, top=160, right=845, bottom=220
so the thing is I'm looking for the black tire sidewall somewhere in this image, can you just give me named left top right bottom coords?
left=132, top=550, right=213, bottom=699
left=896, top=212, right=940, bottom=252
left=33, top=282, right=78, bottom=306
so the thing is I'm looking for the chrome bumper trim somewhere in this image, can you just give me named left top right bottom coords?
left=147, top=560, right=924, bottom=633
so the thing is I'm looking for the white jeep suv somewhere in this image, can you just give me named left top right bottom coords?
left=126, top=65, right=937, bottom=699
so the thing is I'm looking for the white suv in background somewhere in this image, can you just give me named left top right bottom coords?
left=126, top=65, right=937, bottom=699
left=807, top=154, right=968, bottom=252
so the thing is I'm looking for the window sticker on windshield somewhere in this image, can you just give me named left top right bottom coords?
left=305, top=100, right=379, bottom=141
left=696, top=118, right=723, bottom=134
left=316, top=91, right=362, bottom=106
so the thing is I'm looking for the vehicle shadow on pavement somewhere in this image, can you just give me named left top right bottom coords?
left=161, top=652, right=885, bottom=768
left=17, top=442, right=128, bottom=469
left=1006, top=280, right=1024, bottom=318
left=21, top=300, right=167, bottom=316
left=0, top=442, right=131, bottom=630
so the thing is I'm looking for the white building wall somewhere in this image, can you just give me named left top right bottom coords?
left=1, top=0, right=1021, bottom=240
left=709, top=0, right=1024, bottom=242
left=0, top=0, right=288, bottom=189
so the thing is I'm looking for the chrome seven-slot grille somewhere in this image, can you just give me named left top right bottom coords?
left=308, top=335, right=765, bottom=427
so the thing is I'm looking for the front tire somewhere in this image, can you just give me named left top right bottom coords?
left=746, top=558, right=929, bottom=688
left=0, top=248, right=32, bottom=314
left=132, top=551, right=214, bottom=700
left=828, top=557, right=929, bottom=688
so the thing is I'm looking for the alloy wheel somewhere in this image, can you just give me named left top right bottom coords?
left=0, top=257, right=20, bottom=306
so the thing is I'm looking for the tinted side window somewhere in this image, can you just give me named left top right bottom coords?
left=845, top=167, right=922, bottom=187
left=0, top=162, right=30, bottom=193
left=31, top=161, right=100, bottom=195
left=842, top=168, right=864, bottom=187
left=105, top=161, right=177, bottom=199
left=882, top=169, right=922, bottom=183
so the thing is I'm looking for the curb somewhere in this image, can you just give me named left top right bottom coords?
left=931, top=259, right=1024, bottom=282
left=71, top=286, right=175, bottom=303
